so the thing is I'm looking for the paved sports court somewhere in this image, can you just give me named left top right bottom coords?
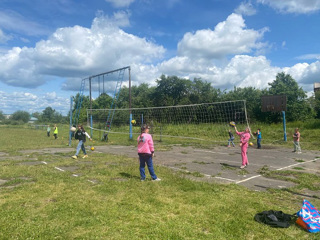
left=2, top=143, right=319, bottom=197
left=94, top=144, right=320, bottom=195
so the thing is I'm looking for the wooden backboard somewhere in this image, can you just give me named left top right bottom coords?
left=261, top=95, right=287, bottom=112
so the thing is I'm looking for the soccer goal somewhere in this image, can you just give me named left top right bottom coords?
left=87, top=100, right=251, bottom=144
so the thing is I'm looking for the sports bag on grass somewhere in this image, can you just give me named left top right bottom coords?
left=254, top=210, right=293, bottom=228
left=296, top=199, right=320, bottom=233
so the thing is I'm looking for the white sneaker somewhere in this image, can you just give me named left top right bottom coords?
left=153, top=178, right=161, bottom=181
left=72, top=155, right=77, bottom=159
left=82, top=155, right=88, bottom=158
left=297, top=152, right=302, bottom=154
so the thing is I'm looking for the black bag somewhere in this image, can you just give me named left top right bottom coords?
left=254, top=210, right=294, bottom=228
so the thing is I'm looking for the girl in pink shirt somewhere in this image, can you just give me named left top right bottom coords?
left=235, top=126, right=251, bottom=169
left=137, top=124, right=161, bottom=181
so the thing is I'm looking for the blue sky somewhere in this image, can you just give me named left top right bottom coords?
left=1, top=0, right=320, bottom=115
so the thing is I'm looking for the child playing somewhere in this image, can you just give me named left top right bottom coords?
left=72, top=125, right=92, bottom=159
left=227, top=130, right=235, bottom=147
left=137, top=124, right=160, bottom=181
left=47, top=125, right=51, bottom=137
left=255, top=129, right=262, bottom=149
left=53, top=124, right=58, bottom=139
left=293, top=128, right=301, bottom=154
left=235, top=126, right=251, bottom=169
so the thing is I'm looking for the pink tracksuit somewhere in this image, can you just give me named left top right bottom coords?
left=236, top=131, right=251, bottom=166
left=137, top=133, right=154, bottom=154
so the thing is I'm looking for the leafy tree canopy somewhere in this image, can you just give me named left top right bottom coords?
left=11, top=110, right=30, bottom=123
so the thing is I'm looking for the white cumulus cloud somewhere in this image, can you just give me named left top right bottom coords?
left=235, top=1, right=257, bottom=16
left=177, top=13, right=269, bottom=59
left=257, top=0, right=320, bottom=14
left=0, top=90, right=68, bottom=114
left=0, top=11, right=165, bottom=89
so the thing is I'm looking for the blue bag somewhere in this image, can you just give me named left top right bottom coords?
left=297, top=199, right=320, bottom=233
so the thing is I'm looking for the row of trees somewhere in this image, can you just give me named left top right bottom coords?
left=32, top=107, right=67, bottom=123
left=2, top=72, right=319, bottom=125
left=0, top=107, right=68, bottom=125
left=0, top=110, right=32, bottom=124
left=74, top=72, right=320, bottom=124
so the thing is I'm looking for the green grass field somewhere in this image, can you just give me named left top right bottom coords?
left=0, top=124, right=320, bottom=239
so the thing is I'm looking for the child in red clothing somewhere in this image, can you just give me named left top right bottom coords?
left=137, top=124, right=161, bottom=181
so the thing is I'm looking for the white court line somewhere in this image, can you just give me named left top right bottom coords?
left=276, top=158, right=318, bottom=171
left=166, top=166, right=236, bottom=182
left=214, top=176, right=236, bottom=182
left=88, top=180, right=95, bottom=184
left=236, top=158, right=320, bottom=184
left=72, top=174, right=78, bottom=177
left=41, top=161, right=47, bottom=165
left=54, top=167, right=65, bottom=172
left=236, top=175, right=261, bottom=184
left=194, top=150, right=229, bottom=155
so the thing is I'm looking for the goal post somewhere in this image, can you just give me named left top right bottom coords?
left=87, top=100, right=251, bottom=144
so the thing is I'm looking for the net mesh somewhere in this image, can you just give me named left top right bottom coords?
left=87, top=100, right=250, bottom=143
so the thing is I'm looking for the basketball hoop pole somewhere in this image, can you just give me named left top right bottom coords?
left=282, top=111, right=287, bottom=141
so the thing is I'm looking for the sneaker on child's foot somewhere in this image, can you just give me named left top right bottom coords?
left=153, top=178, right=161, bottom=181
left=72, top=155, right=77, bottom=159
left=82, top=155, right=88, bottom=158
left=240, top=165, right=245, bottom=169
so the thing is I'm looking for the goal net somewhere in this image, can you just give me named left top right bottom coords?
left=87, top=100, right=250, bottom=143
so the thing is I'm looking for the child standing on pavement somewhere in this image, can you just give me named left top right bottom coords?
left=227, top=130, right=235, bottom=147
left=255, top=129, right=262, bottom=149
left=72, top=125, right=92, bottom=159
left=293, top=128, right=301, bottom=154
left=235, top=126, right=251, bottom=169
left=137, top=124, right=161, bottom=181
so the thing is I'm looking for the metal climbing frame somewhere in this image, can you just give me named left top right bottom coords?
left=105, top=69, right=125, bottom=132
left=73, top=78, right=86, bottom=126
left=73, top=66, right=131, bottom=139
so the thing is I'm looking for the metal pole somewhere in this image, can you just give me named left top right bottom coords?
left=282, top=111, right=287, bottom=141
left=69, top=96, right=73, bottom=146
left=103, top=75, right=105, bottom=94
left=89, top=77, right=93, bottom=138
left=129, top=67, right=132, bottom=140
left=129, top=113, right=132, bottom=139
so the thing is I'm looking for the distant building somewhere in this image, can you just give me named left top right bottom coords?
left=314, top=83, right=320, bottom=93
left=3, top=114, right=11, bottom=119
left=28, top=117, right=38, bottom=124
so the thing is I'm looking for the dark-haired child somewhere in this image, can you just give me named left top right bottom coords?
left=72, top=125, right=91, bottom=159
left=227, top=130, right=235, bottom=147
